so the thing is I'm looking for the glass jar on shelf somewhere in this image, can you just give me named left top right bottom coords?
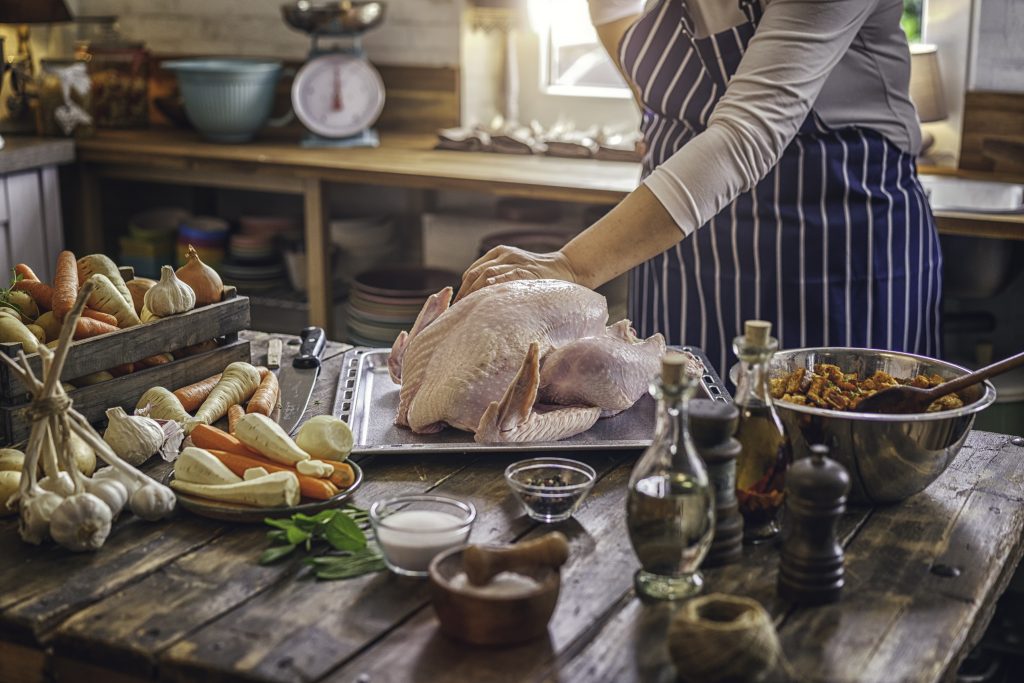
left=75, top=16, right=149, bottom=128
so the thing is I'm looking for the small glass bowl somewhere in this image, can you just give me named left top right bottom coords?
left=504, top=457, right=597, bottom=523
left=369, top=495, right=476, bottom=577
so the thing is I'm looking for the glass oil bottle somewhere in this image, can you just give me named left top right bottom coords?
left=626, top=352, right=715, bottom=600
left=733, top=320, right=790, bottom=543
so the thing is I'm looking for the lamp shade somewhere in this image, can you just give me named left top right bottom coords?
left=910, top=43, right=948, bottom=124
left=0, top=0, right=72, bottom=24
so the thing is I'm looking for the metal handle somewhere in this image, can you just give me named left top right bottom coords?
left=293, top=326, right=326, bottom=369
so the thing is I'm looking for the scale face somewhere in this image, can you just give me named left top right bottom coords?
left=292, top=52, right=385, bottom=140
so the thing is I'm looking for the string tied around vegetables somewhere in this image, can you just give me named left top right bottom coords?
left=0, top=279, right=176, bottom=550
left=25, top=395, right=72, bottom=422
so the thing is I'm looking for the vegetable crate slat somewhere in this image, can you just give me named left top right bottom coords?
left=0, top=276, right=252, bottom=445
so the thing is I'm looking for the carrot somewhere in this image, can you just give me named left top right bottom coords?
left=190, top=423, right=259, bottom=457
left=13, top=280, right=53, bottom=311
left=206, top=448, right=339, bottom=500
left=174, top=374, right=222, bottom=412
left=14, top=263, right=38, bottom=281
left=227, top=404, right=245, bottom=435
left=73, top=317, right=118, bottom=340
left=138, top=353, right=174, bottom=368
left=314, top=458, right=355, bottom=489
left=108, top=362, right=134, bottom=377
left=52, top=250, right=79, bottom=322
left=82, top=308, right=119, bottom=326
left=258, top=366, right=271, bottom=380
left=246, top=371, right=279, bottom=416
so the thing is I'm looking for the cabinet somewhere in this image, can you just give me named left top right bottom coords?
left=0, top=138, right=75, bottom=281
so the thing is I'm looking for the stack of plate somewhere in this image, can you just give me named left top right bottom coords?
left=330, top=216, right=397, bottom=283
left=346, top=267, right=459, bottom=346
left=178, top=216, right=230, bottom=268
left=120, top=207, right=192, bottom=277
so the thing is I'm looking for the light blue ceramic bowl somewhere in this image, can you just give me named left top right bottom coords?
left=163, top=59, right=283, bottom=143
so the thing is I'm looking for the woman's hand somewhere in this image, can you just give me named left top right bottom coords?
left=455, top=246, right=578, bottom=301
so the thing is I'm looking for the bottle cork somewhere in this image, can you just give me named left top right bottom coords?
left=744, top=320, right=772, bottom=346
left=662, top=352, right=690, bottom=386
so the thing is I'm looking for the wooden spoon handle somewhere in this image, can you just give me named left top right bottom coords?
left=928, top=350, right=1024, bottom=399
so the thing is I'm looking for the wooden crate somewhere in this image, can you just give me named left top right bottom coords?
left=0, top=282, right=252, bottom=444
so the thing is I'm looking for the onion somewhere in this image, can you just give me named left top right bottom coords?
left=175, top=245, right=223, bottom=306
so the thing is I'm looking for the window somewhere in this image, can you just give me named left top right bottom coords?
left=902, top=0, right=924, bottom=42
left=529, top=0, right=631, bottom=98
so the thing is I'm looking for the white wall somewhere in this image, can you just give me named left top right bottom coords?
left=970, top=0, right=1024, bottom=92
left=73, top=0, right=463, bottom=65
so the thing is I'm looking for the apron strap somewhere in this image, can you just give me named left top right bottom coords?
left=738, top=0, right=762, bottom=25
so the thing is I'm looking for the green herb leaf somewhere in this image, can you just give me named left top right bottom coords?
left=266, top=529, right=289, bottom=542
left=264, top=517, right=296, bottom=531
left=324, top=512, right=366, bottom=551
left=307, top=551, right=386, bottom=580
left=259, top=544, right=298, bottom=564
left=286, top=525, right=311, bottom=545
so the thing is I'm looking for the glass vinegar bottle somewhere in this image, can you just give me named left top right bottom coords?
left=626, top=353, right=715, bottom=601
left=733, top=320, right=791, bottom=543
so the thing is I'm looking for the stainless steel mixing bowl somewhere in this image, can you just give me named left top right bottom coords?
left=769, top=348, right=996, bottom=504
left=282, top=1, right=386, bottom=36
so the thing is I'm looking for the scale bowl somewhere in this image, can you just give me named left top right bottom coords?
left=282, top=1, right=386, bottom=36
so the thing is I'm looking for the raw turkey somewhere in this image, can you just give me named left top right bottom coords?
left=388, top=279, right=667, bottom=443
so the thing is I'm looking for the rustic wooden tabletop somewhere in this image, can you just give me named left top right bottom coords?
left=1, top=332, right=1022, bottom=683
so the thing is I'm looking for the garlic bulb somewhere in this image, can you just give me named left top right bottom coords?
left=19, top=491, right=63, bottom=545
left=38, top=472, right=76, bottom=497
left=49, top=493, right=112, bottom=551
left=85, top=477, right=128, bottom=519
left=176, top=245, right=223, bottom=306
left=144, top=266, right=195, bottom=317
left=130, top=483, right=176, bottom=521
left=103, top=407, right=164, bottom=466
left=92, top=465, right=144, bottom=495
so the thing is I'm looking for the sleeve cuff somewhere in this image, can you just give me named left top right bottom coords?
left=643, top=168, right=701, bottom=237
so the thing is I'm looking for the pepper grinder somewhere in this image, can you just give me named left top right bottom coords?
left=689, top=399, right=743, bottom=567
left=778, top=444, right=850, bottom=605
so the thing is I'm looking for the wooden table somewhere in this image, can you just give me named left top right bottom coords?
left=2, top=333, right=1023, bottom=683
left=74, top=130, right=1024, bottom=333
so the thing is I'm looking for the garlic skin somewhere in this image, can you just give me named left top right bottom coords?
left=84, top=477, right=128, bottom=519
left=176, top=245, right=223, bottom=306
left=144, top=265, right=196, bottom=317
left=103, top=407, right=164, bottom=466
left=38, top=472, right=76, bottom=497
left=130, top=483, right=176, bottom=521
left=49, top=493, right=112, bottom=552
left=19, top=491, right=63, bottom=545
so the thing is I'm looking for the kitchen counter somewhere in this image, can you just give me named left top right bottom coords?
left=74, top=129, right=1024, bottom=329
left=0, top=136, right=74, bottom=175
left=0, top=331, right=1022, bottom=683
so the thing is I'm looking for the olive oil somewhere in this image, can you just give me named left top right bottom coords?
left=626, top=353, right=715, bottom=601
left=732, top=321, right=790, bottom=543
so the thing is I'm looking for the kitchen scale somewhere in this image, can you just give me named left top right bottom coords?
left=282, top=1, right=387, bottom=148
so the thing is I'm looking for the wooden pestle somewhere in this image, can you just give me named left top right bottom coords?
left=463, top=532, right=570, bottom=586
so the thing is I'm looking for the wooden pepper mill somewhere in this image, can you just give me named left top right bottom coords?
left=778, top=444, right=850, bottom=605
left=689, top=399, right=744, bottom=567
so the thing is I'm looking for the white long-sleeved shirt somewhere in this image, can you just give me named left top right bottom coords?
left=590, top=0, right=921, bottom=236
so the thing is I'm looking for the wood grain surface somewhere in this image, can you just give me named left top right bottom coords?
left=0, top=332, right=1021, bottom=683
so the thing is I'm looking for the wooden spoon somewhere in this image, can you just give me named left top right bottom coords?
left=462, top=532, right=569, bottom=586
left=853, top=350, right=1024, bottom=414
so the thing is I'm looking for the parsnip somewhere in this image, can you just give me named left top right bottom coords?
left=296, top=459, right=334, bottom=478
left=295, top=415, right=353, bottom=461
left=78, top=254, right=133, bottom=310
left=0, top=316, right=38, bottom=352
left=243, top=467, right=269, bottom=480
left=136, top=387, right=191, bottom=423
left=26, top=324, right=45, bottom=344
left=234, top=413, right=311, bottom=465
left=175, top=447, right=242, bottom=485
left=85, top=274, right=141, bottom=328
left=169, top=470, right=300, bottom=507
left=190, top=362, right=261, bottom=431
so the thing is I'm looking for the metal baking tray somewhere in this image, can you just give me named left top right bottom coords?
left=334, top=347, right=730, bottom=455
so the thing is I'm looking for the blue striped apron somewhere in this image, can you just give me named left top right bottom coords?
left=620, top=0, right=943, bottom=377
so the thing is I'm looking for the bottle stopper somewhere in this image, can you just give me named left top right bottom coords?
left=662, top=352, right=690, bottom=386
left=744, top=320, right=771, bottom=346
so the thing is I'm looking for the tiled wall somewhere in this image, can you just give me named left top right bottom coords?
left=71, top=0, right=463, bottom=66
left=972, top=0, right=1024, bottom=92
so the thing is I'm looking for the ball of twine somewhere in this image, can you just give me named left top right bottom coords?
left=667, top=593, right=782, bottom=683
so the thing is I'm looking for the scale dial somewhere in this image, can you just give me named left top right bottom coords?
left=292, top=53, right=385, bottom=139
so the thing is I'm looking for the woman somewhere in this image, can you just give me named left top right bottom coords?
left=457, top=0, right=941, bottom=375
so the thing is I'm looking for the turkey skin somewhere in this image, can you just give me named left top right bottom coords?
left=388, top=280, right=666, bottom=443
